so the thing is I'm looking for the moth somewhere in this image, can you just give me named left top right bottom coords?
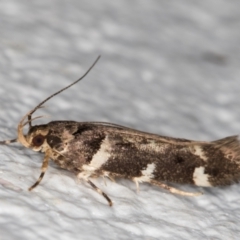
left=1, top=56, right=240, bottom=206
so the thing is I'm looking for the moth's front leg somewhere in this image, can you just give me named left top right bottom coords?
left=28, top=149, right=51, bottom=191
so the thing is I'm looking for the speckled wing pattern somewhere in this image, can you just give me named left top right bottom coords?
left=38, top=121, right=240, bottom=188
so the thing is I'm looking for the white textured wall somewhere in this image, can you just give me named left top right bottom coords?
left=0, top=1, right=240, bottom=239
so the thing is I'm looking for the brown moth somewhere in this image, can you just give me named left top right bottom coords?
left=1, top=56, right=240, bottom=206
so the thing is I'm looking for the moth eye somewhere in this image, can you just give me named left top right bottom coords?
left=32, top=135, right=45, bottom=147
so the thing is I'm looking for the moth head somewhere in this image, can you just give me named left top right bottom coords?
left=20, top=123, right=49, bottom=152
left=15, top=56, right=100, bottom=149
left=17, top=111, right=50, bottom=151
left=27, top=126, right=50, bottom=151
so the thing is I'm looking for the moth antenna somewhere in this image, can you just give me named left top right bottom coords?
left=23, top=115, right=50, bottom=128
left=27, top=56, right=100, bottom=126
left=18, top=55, right=100, bottom=148
left=28, top=105, right=46, bottom=128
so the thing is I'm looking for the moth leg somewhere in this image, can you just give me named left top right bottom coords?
left=28, top=152, right=50, bottom=191
left=87, top=179, right=113, bottom=207
left=150, top=180, right=202, bottom=197
left=133, top=176, right=148, bottom=192
left=133, top=179, right=140, bottom=193
left=103, top=171, right=115, bottom=183
left=102, top=176, right=107, bottom=186
left=101, top=176, right=114, bottom=186
left=78, top=171, right=113, bottom=206
left=106, top=175, right=115, bottom=183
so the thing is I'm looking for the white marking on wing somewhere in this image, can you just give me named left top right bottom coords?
left=194, top=146, right=208, bottom=161
left=141, top=163, right=156, bottom=179
left=193, top=166, right=212, bottom=186
left=133, top=163, right=156, bottom=191
left=82, top=136, right=111, bottom=173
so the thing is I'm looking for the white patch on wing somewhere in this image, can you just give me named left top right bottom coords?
left=133, top=163, right=156, bottom=191
left=193, top=166, right=212, bottom=187
left=194, top=146, right=208, bottom=161
left=82, top=136, right=111, bottom=173
left=141, top=163, right=156, bottom=179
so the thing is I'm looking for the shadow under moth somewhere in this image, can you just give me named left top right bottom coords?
left=1, top=56, right=240, bottom=206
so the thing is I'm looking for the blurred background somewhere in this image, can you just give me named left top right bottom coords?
left=0, top=1, right=240, bottom=239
